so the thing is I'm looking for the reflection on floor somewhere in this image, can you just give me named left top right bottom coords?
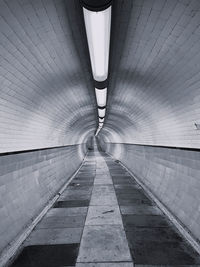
left=10, top=150, right=200, bottom=267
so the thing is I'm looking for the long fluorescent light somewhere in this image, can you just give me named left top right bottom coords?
left=95, top=88, right=107, bottom=107
left=99, top=117, right=104, bottom=123
left=83, top=6, right=111, bottom=81
left=95, top=127, right=101, bottom=136
left=98, top=108, right=106, bottom=118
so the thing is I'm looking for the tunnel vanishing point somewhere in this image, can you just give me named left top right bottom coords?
left=1, top=0, right=200, bottom=266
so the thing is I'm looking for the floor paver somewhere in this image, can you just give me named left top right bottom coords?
left=10, top=149, right=200, bottom=267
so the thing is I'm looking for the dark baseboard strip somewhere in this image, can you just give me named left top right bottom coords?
left=106, top=142, right=200, bottom=152
left=0, top=144, right=82, bottom=157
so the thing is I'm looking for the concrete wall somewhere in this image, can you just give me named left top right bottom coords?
left=0, top=144, right=86, bottom=254
left=104, top=142, right=200, bottom=243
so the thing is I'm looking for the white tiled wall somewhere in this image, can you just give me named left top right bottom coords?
left=0, top=0, right=96, bottom=153
left=105, top=142, right=200, bottom=243
left=103, top=0, right=200, bottom=148
left=0, top=144, right=86, bottom=253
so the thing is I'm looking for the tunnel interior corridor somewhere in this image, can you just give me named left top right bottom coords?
left=9, top=142, right=200, bottom=266
left=1, top=0, right=200, bottom=266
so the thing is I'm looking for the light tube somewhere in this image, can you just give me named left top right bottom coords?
left=83, top=7, right=111, bottom=81
left=99, top=117, right=104, bottom=123
left=98, top=108, right=106, bottom=118
left=95, top=88, right=107, bottom=107
left=95, top=128, right=101, bottom=136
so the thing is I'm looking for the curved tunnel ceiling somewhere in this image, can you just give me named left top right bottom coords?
left=100, top=0, right=200, bottom=148
left=1, top=0, right=200, bottom=152
left=0, top=0, right=96, bottom=152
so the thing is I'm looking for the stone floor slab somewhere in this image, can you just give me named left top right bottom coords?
left=120, top=205, right=162, bottom=215
left=112, top=180, right=136, bottom=185
left=92, top=185, right=115, bottom=194
left=123, top=215, right=170, bottom=228
left=61, top=190, right=91, bottom=196
left=36, top=215, right=86, bottom=229
left=25, top=228, right=82, bottom=245
left=90, top=193, right=118, bottom=206
left=54, top=200, right=90, bottom=208
left=76, top=263, right=134, bottom=267
left=95, top=174, right=110, bottom=179
left=94, top=178, right=113, bottom=185
left=112, top=176, right=131, bottom=180
left=77, top=225, right=132, bottom=263
left=125, top=226, right=183, bottom=242
left=46, top=207, right=88, bottom=217
left=73, top=178, right=94, bottom=182
left=134, top=265, right=200, bottom=267
left=114, top=184, right=141, bottom=189
left=69, top=181, right=94, bottom=186
left=85, top=205, right=122, bottom=225
left=118, top=198, right=152, bottom=205
left=63, top=189, right=92, bottom=195
left=116, top=193, right=149, bottom=200
left=10, top=244, right=79, bottom=267
left=59, top=194, right=91, bottom=201
left=95, top=173, right=109, bottom=176
left=115, top=188, right=143, bottom=194
left=67, top=185, right=93, bottom=191
left=129, top=240, right=200, bottom=265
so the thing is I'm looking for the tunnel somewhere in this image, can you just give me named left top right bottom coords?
left=1, top=0, right=200, bottom=266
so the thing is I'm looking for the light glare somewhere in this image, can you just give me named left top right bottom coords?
left=83, top=7, right=111, bottom=81
left=98, top=108, right=106, bottom=118
left=99, top=118, right=104, bottom=123
left=95, top=88, right=107, bottom=107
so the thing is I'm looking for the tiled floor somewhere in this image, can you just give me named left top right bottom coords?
left=10, top=154, right=96, bottom=267
left=10, top=149, right=200, bottom=267
left=76, top=154, right=132, bottom=265
left=104, top=154, right=200, bottom=266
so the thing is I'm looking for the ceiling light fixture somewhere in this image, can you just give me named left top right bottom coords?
left=82, top=2, right=112, bottom=82
left=99, top=117, right=105, bottom=123
left=95, top=128, right=101, bottom=136
left=81, top=0, right=112, bottom=134
left=98, top=107, right=106, bottom=118
left=95, top=87, right=107, bottom=107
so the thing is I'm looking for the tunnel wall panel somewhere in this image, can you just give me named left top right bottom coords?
left=105, top=0, right=200, bottom=148
left=0, top=144, right=86, bottom=253
left=105, top=142, right=200, bottom=243
left=0, top=0, right=96, bottom=153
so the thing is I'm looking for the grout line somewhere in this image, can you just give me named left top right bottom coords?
left=105, top=151, right=200, bottom=256
left=1, top=152, right=88, bottom=267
